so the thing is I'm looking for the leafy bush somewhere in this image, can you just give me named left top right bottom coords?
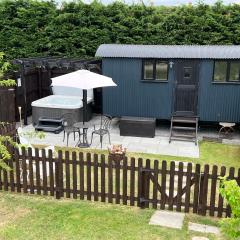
left=0, top=52, right=16, bottom=87
left=219, top=178, right=240, bottom=239
left=0, top=135, right=17, bottom=170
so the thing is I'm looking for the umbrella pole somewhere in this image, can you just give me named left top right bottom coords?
left=83, top=89, right=87, bottom=125
left=79, top=89, right=90, bottom=148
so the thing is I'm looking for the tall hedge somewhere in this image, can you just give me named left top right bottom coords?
left=0, top=0, right=240, bottom=59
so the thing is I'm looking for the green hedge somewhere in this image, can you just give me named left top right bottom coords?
left=0, top=0, right=240, bottom=59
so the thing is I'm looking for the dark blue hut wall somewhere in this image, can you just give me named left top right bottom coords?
left=102, top=58, right=174, bottom=119
left=102, top=58, right=240, bottom=122
left=198, top=60, right=240, bottom=122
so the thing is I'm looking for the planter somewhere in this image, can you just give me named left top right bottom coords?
left=108, top=144, right=127, bottom=165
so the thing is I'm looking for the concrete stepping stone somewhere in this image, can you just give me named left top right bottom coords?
left=192, top=237, right=209, bottom=240
left=149, top=210, right=185, bottom=229
left=189, top=222, right=220, bottom=235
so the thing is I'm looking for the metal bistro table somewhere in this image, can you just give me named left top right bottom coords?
left=74, top=122, right=91, bottom=148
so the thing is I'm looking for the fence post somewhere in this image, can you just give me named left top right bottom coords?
left=139, top=159, right=150, bottom=209
left=55, top=150, right=63, bottom=200
left=198, top=164, right=209, bottom=215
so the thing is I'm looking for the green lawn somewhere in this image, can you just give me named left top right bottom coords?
left=55, top=141, right=240, bottom=170
left=0, top=192, right=222, bottom=240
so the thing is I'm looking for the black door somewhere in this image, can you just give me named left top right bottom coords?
left=174, top=60, right=199, bottom=116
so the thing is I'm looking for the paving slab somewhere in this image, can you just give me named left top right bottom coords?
left=188, top=222, right=220, bottom=235
left=21, top=115, right=200, bottom=158
left=149, top=210, right=185, bottom=229
left=192, top=237, right=209, bottom=240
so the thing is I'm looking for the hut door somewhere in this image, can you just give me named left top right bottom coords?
left=174, top=60, right=199, bottom=116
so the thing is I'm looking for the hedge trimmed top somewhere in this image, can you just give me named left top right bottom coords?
left=0, top=0, right=240, bottom=60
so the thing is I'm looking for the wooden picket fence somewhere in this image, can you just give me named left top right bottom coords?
left=0, top=146, right=239, bottom=218
left=0, top=122, right=16, bottom=138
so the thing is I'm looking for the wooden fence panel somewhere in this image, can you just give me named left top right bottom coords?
left=184, top=163, right=192, bottom=213
left=160, top=161, right=167, bottom=210
left=145, top=159, right=151, bottom=208
left=115, top=159, right=120, bottom=204
left=176, top=162, right=183, bottom=212
left=21, top=147, right=28, bottom=193
left=86, top=153, right=91, bottom=201
left=1, top=147, right=239, bottom=218
left=42, top=150, right=48, bottom=196
left=108, top=156, right=113, bottom=203
left=209, top=165, right=218, bottom=216
left=122, top=157, right=127, bottom=205
left=137, top=158, right=143, bottom=207
left=28, top=147, right=34, bottom=194
left=199, top=165, right=210, bottom=216
left=93, top=154, right=98, bottom=202
left=79, top=152, right=84, bottom=200
left=14, top=148, right=21, bottom=193
left=130, top=158, right=135, bottom=206
left=100, top=155, right=106, bottom=202
left=65, top=151, right=71, bottom=198
left=7, top=144, right=15, bottom=192
left=35, top=149, right=41, bottom=195
left=152, top=160, right=159, bottom=209
left=168, top=161, right=175, bottom=211
left=0, top=88, right=15, bottom=122
left=72, top=151, right=77, bottom=199
left=193, top=164, right=201, bottom=214
left=48, top=150, right=55, bottom=197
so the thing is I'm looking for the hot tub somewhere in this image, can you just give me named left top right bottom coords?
left=31, top=95, right=93, bottom=125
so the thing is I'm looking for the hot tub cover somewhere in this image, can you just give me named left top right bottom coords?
left=31, top=95, right=93, bottom=109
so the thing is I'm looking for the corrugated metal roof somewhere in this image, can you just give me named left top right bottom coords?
left=95, top=44, right=240, bottom=59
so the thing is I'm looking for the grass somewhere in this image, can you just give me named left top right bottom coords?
left=53, top=141, right=240, bottom=170
left=0, top=191, right=223, bottom=240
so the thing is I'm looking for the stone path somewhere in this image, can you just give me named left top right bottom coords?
left=149, top=210, right=220, bottom=240
left=149, top=210, right=185, bottom=229
left=188, top=222, right=220, bottom=235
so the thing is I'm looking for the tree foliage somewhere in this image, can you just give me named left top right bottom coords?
left=0, top=52, right=16, bottom=86
left=219, top=178, right=240, bottom=239
left=0, top=0, right=240, bottom=59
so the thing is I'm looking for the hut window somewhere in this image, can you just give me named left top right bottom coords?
left=213, top=61, right=227, bottom=82
left=229, top=61, right=240, bottom=81
left=143, top=60, right=168, bottom=81
left=214, top=61, right=240, bottom=82
left=143, top=60, right=154, bottom=79
left=156, top=61, right=168, bottom=80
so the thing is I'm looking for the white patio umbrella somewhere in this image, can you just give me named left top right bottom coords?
left=51, top=69, right=117, bottom=124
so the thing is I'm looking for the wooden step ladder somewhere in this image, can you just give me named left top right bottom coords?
left=169, top=115, right=199, bottom=145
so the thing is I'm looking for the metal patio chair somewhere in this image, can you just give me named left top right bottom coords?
left=90, top=115, right=112, bottom=148
left=62, top=113, right=80, bottom=146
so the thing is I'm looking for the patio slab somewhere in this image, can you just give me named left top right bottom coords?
left=19, top=115, right=201, bottom=158
left=188, top=222, right=220, bottom=235
left=149, top=210, right=185, bottom=229
left=192, top=237, right=209, bottom=240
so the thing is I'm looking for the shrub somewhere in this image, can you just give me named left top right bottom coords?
left=219, top=178, right=240, bottom=239
left=0, top=52, right=15, bottom=87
